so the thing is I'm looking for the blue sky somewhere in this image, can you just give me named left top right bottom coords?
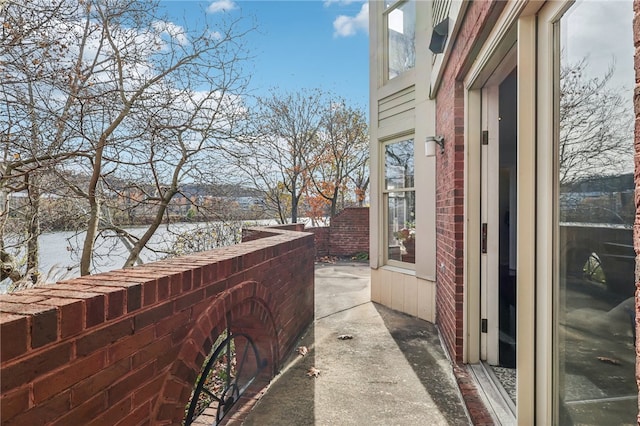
left=159, top=0, right=370, bottom=109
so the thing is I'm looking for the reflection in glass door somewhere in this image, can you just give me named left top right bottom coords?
left=556, top=1, right=636, bottom=424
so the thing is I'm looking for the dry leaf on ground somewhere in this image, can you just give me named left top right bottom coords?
left=297, top=346, right=308, bottom=357
left=337, top=334, right=353, bottom=340
left=307, top=367, right=321, bottom=378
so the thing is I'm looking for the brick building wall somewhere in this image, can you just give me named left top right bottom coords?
left=435, top=0, right=506, bottom=362
left=0, top=226, right=314, bottom=425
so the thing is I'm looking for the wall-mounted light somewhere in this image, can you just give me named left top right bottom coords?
left=425, top=136, right=445, bottom=157
left=429, top=18, right=450, bottom=54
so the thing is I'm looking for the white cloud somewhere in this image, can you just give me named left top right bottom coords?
left=208, top=30, right=223, bottom=41
left=152, top=21, right=189, bottom=46
left=207, top=0, right=237, bottom=14
left=333, top=3, right=368, bottom=37
left=324, top=0, right=358, bottom=6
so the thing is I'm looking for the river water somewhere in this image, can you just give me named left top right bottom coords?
left=2, top=220, right=276, bottom=292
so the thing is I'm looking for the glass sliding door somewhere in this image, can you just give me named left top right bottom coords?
left=556, top=1, right=636, bottom=424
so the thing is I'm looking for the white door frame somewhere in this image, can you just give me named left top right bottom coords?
left=462, top=1, right=543, bottom=423
left=480, top=83, right=501, bottom=365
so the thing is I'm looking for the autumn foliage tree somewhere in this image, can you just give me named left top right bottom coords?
left=238, top=89, right=325, bottom=224
left=307, top=99, right=368, bottom=218
left=238, top=90, right=369, bottom=224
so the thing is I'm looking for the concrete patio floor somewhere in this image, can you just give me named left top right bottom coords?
left=242, top=261, right=471, bottom=425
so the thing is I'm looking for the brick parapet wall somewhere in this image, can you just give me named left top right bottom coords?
left=306, top=207, right=370, bottom=258
left=328, top=207, right=369, bottom=256
left=0, top=226, right=314, bottom=425
left=241, top=223, right=305, bottom=242
left=308, top=227, right=330, bottom=257
left=435, top=0, right=505, bottom=363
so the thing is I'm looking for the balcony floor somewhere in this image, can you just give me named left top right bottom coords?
left=242, top=261, right=471, bottom=425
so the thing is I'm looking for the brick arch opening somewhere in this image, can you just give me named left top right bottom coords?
left=154, top=281, right=279, bottom=424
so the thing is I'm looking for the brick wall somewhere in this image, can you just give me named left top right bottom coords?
left=241, top=223, right=305, bottom=242
left=308, top=227, right=330, bottom=257
left=306, top=207, right=370, bottom=258
left=435, top=0, right=505, bottom=362
left=0, top=226, right=314, bottom=425
left=329, top=207, right=369, bottom=256
left=634, top=0, right=640, bottom=419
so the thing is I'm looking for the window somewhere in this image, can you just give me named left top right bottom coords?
left=384, top=138, right=415, bottom=264
left=555, top=1, right=635, bottom=424
left=385, top=0, right=416, bottom=80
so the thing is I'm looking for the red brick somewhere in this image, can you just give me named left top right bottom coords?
left=161, top=378, right=187, bottom=402
left=181, top=270, right=192, bottom=291
left=0, top=294, right=47, bottom=304
left=106, top=288, right=125, bottom=320
left=3, top=390, right=70, bottom=426
left=134, top=302, right=173, bottom=332
left=0, top=313, right=28, bottom=361
left=142, top=280, right=156, bottom=307
left=85, top=293, right=106, bottom=328
left=127, top=284, right=142, bottom=312
left=86, top=396, right=132, bottom=426
left=1, top=386, right=30, bottom=420
left=76, top=318, right=133, bottom=356
left=35, top=297, right=84, bottom=338
left=30, top=305, right=58, bottom=348
left=172, top=359, right=197, bottom=385
left=51, top=392, right=107, bottom=425
left=133, top=334, right=172, bottom=368
left=132, top=375, right=164, bottom=407
left=1, top=342, right=72, bottom=394
left=70, top=358, right=131, bottom=407
left=33, top=349, right=106, bottom=403
left=35, top=289, right=101, bottom=299
left=107, top=362, right=156, bottom=405
left=154, top=309, right=190, bottom=337
left=109, top=326, right=155, bottom=364
left=174, top=289, right=204, bottom=312
left=114, top=401, right=151, bottom=426
left=157, top=402, right=184, bottom=421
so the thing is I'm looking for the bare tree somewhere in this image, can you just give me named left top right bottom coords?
left=239, top=89, right=325, bottom=223
left=1, top=0, right=89, bottom=280
left=1, top=0, right=254, bottom=277
left=559, top=58, right=634, bottom=185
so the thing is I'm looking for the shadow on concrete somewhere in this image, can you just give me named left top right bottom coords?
left=241, top=326, right=316, bottom=426
left=243, top=262, right=470, bottom=425
left=374, top=303, right=470, bottom=426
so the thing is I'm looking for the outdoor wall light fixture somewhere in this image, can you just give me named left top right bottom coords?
left=429, top=18, right=450, bottom=54
left=425, top=136, right=445, bottom=156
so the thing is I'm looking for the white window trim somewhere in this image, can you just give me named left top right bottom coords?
left=382, top=136, right=416, bottom=270
left=429, top=0, right=468, bottom=98
left=383, top=0, right=416, bottom=84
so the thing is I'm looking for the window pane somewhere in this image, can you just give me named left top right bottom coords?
left=387, top=0, right=415, bottom=79
left=384, top=138, right=415, bottom=264
left=557, top=1, right=635, bottom=424
left=386, top=190, right=415, bottom=264
left=385, top=138, right=414, bottom=189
